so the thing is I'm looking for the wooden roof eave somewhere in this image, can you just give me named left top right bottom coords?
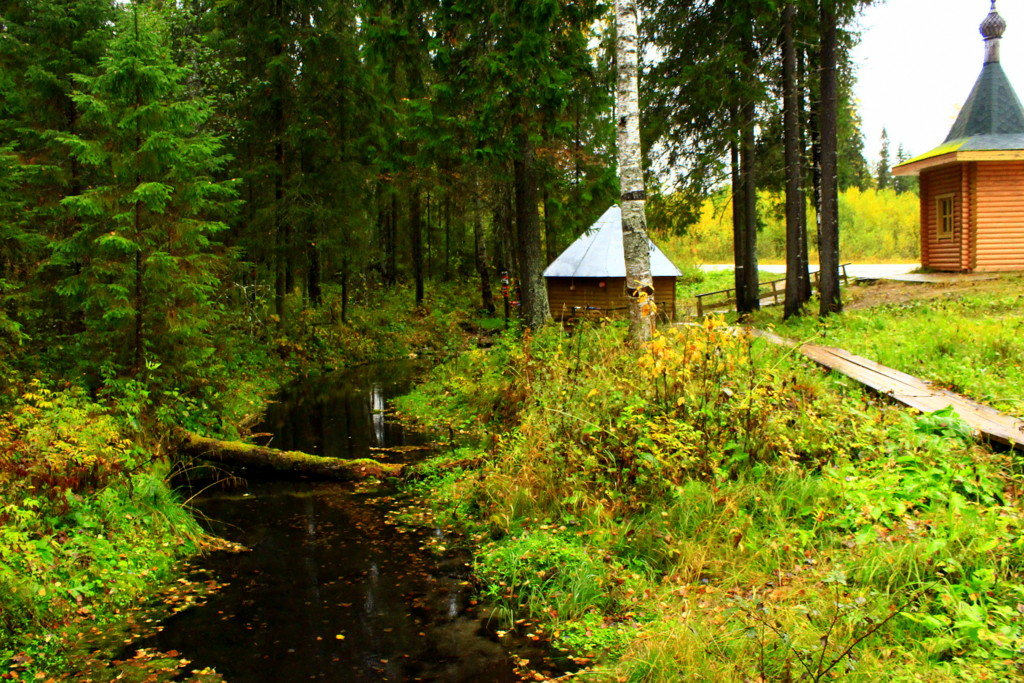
left=894, top=149, right=1024, bottom=176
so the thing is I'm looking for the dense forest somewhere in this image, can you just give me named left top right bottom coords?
left=0, top=0, right=893, bottom=399
left=9, top=2, right=1021, bottom=682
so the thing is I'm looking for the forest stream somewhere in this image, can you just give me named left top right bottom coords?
left=133, top=363, right=555, bottom=682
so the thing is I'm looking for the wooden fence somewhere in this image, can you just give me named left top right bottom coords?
left=695, top=264, right=850, bottom=317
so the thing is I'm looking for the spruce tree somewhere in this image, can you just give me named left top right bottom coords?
left=0, top=146, right=27, bottom=370
left=53, top=4, right=236, bottom=391
left=893, top=144, right=916, bottom=195
left=877, top=128, right=892, bottom=190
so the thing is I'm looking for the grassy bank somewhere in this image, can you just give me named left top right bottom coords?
left=0, top=385, right=203, bottom=676
left=756, top=274, right=1024, bottom=419
left=398, top=321, right=1024, bottom=680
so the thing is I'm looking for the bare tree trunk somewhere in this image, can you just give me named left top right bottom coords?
left=818, top=0, right=842, bottom=315
left=424, top=191, right=432, bottom=281
left=272, top=0, right=287, bottom=323
left=543, top=190, right=557, bottom=265
left=274, top=153, right=286, bottom=321
left=797, top=45, right=813, bottom=304
left=730, top=115, right=747, bottom=310
left=513, top=125, right=550, bottom=329
left=340, top=257, right=349, bottom=323
left=782, top=3, right=806, bottom=319
left=388, top=193, right=398, bottom=285
left=475, top=218, right=495, bottom=314
left=444, top=196, right=451, bottom=280
left=307, top=239, right=321, bottom=307
left=738, top=74, right=760, bottom=315
left=410, top=187, right=424, bottom=306
left=615, top=0, right=655, bottom=343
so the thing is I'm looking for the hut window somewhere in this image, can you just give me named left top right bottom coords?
left=936, top=194, right=955, bottom=239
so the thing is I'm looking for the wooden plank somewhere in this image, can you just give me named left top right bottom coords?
left=751, top=329, right=1024, bottom=449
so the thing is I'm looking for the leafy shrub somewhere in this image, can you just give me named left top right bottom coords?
left=0, top=382, right=145, bottom=498
left=0, top=387, right=201, bottom=672
left=400, top=319, right=1024, bottom=679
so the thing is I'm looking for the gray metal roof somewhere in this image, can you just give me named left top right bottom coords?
left=543, top=205, right=683, bottom=279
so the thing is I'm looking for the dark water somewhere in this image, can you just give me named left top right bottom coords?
left=148, top=363, right=544, bottom=682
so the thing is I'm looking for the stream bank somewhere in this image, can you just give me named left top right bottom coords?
left=127, top=361, right=563, bottom=681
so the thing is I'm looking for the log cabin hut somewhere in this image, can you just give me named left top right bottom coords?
left=543, top=205, right=682, bottom=321
left=894, top=2, right=1024, bottom=272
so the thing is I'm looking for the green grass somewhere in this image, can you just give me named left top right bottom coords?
left=397, top=320, right=1024, bottom=680
left=756, top=274, right=1024, bottom=418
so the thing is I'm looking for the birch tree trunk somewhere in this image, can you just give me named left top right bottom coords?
left=615, top=0, right=655, bottom=343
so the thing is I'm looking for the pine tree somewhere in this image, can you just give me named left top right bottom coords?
left=877, top=128, right=892, bottom=190
left=53, top=4, right=236, bottom=390
left=0, top=146, right=27, bottom=366
left=893, top=144, right=917, bottom=195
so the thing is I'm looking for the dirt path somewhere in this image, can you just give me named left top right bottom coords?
left=844, top=276, right=1015, bottom=311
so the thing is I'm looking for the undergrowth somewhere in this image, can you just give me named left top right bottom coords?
left=398, top=320, right=1024, bottom=680
left=0, top=384, right=203, bottom=675
left=0, top=279, right=493, bottom=678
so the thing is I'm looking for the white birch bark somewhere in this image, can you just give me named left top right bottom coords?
left=615, top=0, right=656, bottom=343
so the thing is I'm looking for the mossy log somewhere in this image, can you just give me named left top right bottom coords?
left=172, top=428, right=404, bottom=480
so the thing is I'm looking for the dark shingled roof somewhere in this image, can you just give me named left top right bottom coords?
left=900, top=62, right=1024, bottom=166
left=897, top=4, right=1024, bottom=169
left=944, top=62, right=1024, bottom=143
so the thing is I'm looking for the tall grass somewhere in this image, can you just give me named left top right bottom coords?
left=398, top=321, right=1024, bottom=680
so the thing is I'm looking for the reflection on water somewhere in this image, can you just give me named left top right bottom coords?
left=146, top=362, right=544, bottom=682
left=371, top=383, right=386, bottom=446
left=256, top=362, right=424, bottom=461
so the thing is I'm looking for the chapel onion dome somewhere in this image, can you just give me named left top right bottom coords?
left=981, top=3, right=1007, bottom=41
left=981, top=1, right=1007, bottom=64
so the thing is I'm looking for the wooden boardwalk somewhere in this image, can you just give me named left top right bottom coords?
left=754, top=330, right=1024, bottom=449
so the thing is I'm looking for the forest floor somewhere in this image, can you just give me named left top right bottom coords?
left=5, top=276, right=1022, bottom=681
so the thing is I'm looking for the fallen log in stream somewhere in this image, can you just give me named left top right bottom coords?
left=172, top=428, right=405, bottom=480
